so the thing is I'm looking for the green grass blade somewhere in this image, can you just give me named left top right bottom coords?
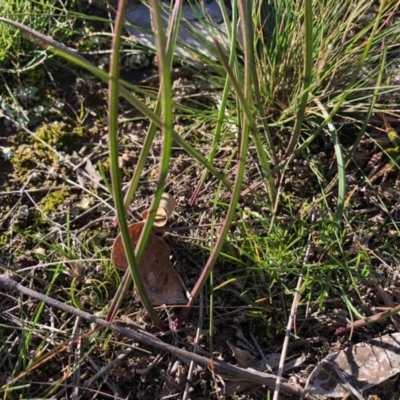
left=122, top=0, right=184, bottom=211
left=189, top=0, right=239, bottom=205
left=176, top=3, right=254, bottom=325
left=284, top=0, right=313, bottom=157
left=106, top=0, right=163, bottom=329
left=314, top=99, right=345, bottom=225
left=0, top=17, right=232, bottom=192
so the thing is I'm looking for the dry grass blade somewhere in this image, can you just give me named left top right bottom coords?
left=273, top=208, right=315, bottom=400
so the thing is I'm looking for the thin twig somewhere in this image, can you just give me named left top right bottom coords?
left=249, top=332, right=268, bottom=368
left=182, top=293, right=203, bottom=400
left=273, top=209, right=315, bottom=400
left=71, top=318, right=81, bottom=400
left=0, top=274, right=316, bottom=399
left=85, top=355, right=122, bottom=397
left=335, top=305, right=400, bottom=336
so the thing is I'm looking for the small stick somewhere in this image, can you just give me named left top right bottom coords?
left=70, top=318, right=81, bottom=400
left=249, top=332, right=269, bottom=368
left=85, top=355, right=123, bottom=396
left=335, top=306, right=400, bottom=336
left=273, top=209, right=315, bottom=400
left=0, top=274, right=316, bottom=400
left=0, top=186, right=79, bottom=196
left=182, top=293, right=204, bottom=400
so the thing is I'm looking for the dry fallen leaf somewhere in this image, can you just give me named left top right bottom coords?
left=84, top=158, right=102, bottom=189
left=227, top=341, right=258, bottom=368
left=375, top=284, right=400, bottom=332
left=306, top=332, right=400, bottom=397
left=111, top=221, right=186, bottom=306
left=225, top=341, right=304, bottom=396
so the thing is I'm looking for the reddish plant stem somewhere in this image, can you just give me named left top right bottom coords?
left=335, top=306, right=400, bottom=336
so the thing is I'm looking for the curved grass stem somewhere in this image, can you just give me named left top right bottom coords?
left=106, top=0, right=163, bottom=330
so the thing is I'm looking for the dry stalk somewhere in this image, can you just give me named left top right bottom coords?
left=0, top=274, right=317, bottom=399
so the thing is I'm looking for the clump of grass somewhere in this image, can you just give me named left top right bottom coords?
left=0, top=0, right=87, bottom=72
left=169, top=0, right=400, bottom=350
left=221, top=13, right=400, bottom=384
